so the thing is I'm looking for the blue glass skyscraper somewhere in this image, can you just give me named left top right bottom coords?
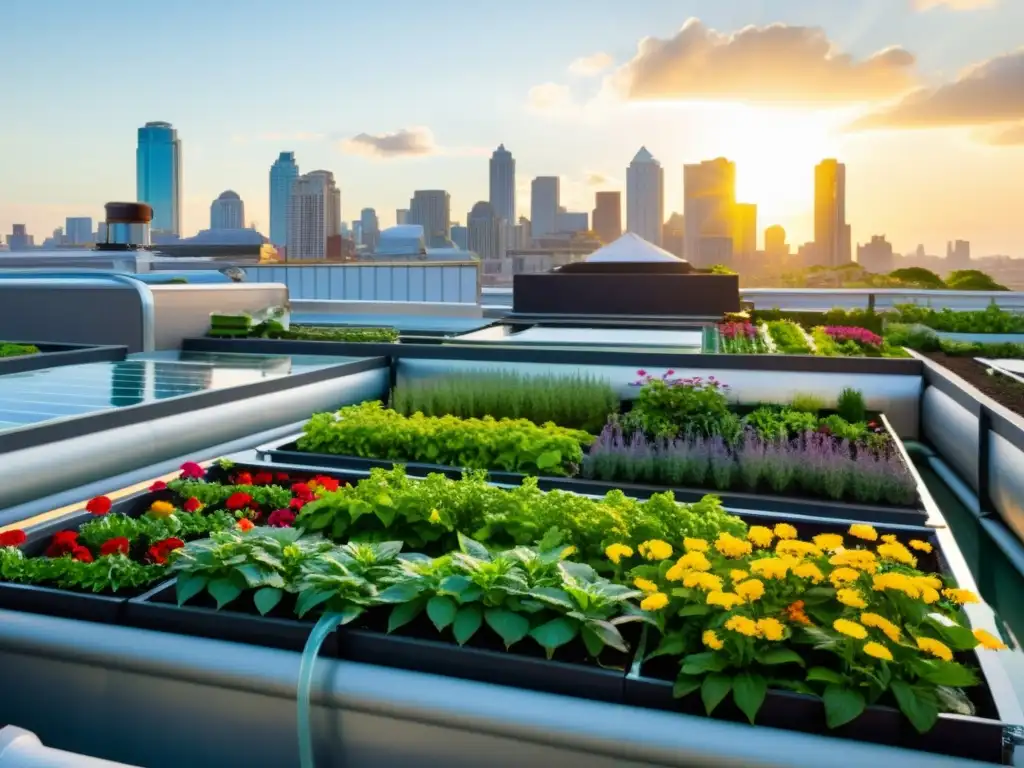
left=270, top=152, right=299, bottom=247
left=136, top=122, right=181, bottom=236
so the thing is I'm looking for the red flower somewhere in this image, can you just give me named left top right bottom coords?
left=225, top=492, right=253, bottom=510
left=146, top=537, right=185, bottom=565
left=86, top=496, right=112, bottom=516
left=237, top=518, right=255, bottom=532
left=149, top=480, right=168, bottom=492
left=267, top=509, right=296, bottom=528
left=234, top=471, right=253, bottom=486
left=179, top=461, right=205, bottom=480
left=99, top=537, right=130, bottom=557
left=289, top=497, right=307, bottom=511
left=291, top=482, right=314, bottom=501
left=182, top=497, right=203, bottom=513
left=310, top=475, right=341, bottom=493
left=72, top=546, right=93, bottom=563
left=275, top=472, right=291, bottom=482
left=45, top=530, right=80, bottom=558
left=252, top=471, right=274, bottom=485
left=637, top=369, right=647, bottom=377
left=0, top=530, right=27, bottom=548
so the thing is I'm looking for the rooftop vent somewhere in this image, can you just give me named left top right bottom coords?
left=95, top=202, right=153, bottom=251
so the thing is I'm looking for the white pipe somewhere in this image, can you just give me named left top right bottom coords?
left=0, top=727, right=138, bottom=767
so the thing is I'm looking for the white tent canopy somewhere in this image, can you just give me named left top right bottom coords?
left=584, top=232, right=685, bottom=263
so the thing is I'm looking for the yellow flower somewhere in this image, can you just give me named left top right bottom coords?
left=665, top=563, right=687, bottom=582
left=683, top=572, right=724, bottom=592
left=872, top=572, right=921, bottom=598
left=684, top=537, right=709, bottom=552
left=943, top=587, right=980, bottom=605
left=749, top=557, right=790, bottom=580
left=634, top=577, right=659, bottom=593
left=974, top=628, right=1008, bottom=651
left=747, top=526, right=775, bottom=548
left=909, top=539, right=933, bottom=553
left=148, top=500, right=176, bottom=518
left=916, top=636, right=953, bottom=662
left=703, top=630, right=724, bottom=650
left=837, top=588, right=867, bottom=609
left=829, top=567, right=861, bottom=586
left=777, top=540, right=822, bottom=559
left=677, top=551, right=712, bottom=572
left=638, top=539, right=673, bottom=561
left=641, top=592, right=670, bottom=611
left=813, top=533, right=845, bottom=552
left=848, top=524, right=878, bottom=542
left=561, top=545, right=577, bottom=557
left=829, top=549, right=878, bottom=573
left=792, top=562, right=824, bottom=584
left=834, top=619, right=868, bottom=639
left=757, top=617, right=786, bottom=641
left=428, top=509, right=442, bottom=524
left=730, top=569, right=749, bottom=582
left=716, top=532, right=753, bottom=558
left=774, top=523, right=798, bottom=540
left=707, top=591, right=744, bottom=610
left=861, top=613, right=902, bottom=643
left=863, top=641, right=893, bottom=661
left=919, top=586, right=940, bottom=604
left=914, top=575, right=942, bottom=590
left=604, top=543, right=634, bottom=564
left=735, top=579, right=765, bottom=602
left=725, top=615, right=759, bottom=637
left=881, top=534, right=898, bottom=544
left=877, top=542, right=917, bottom=568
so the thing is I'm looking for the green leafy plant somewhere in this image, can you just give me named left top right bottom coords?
left=390, top=370, right=618, bottom=434
left=790, top=394, right=825, bottom=415
left=292, top=540, right=404, bottom=621
left=166, top=480, right=292, bottom=510
left=77, top=510, right=236, bottom=551
left=837, top=388, right=867, bottom=424
left=0, top=343, right=40, bottom=358
left=766, top=321, right=812, bottom=355
left=892, top=303, right=1023, bottom=332
left=297, top=401, right=593, bottom=476
left=0, top=547, right=164, bottom=593
left=621, top=372, right=739, bottom=441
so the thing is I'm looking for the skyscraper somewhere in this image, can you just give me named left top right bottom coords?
left=288, top=170, right=341, bottom=261
left=361, top=208, right=380, bottom=250
left=530, top=177, right=560, bottom=238
left=210, top=191, right=245, bottom=230
left=408, top=190, right=451, bottom=247
left=626, top=147, right=664, bottom=246
left=683, top=158, right=736, bottom=266
left=136, top=121, right=181, bottom=236
left=270, top=152, right=299, bottom=247
left=65, top=217, right=94, bottom=245
left=468, top=201, right=505, bottom=260
left=814, top=159, right=848, bottom=267
left=733, top=203, right=757, bottom=257
left=489, top=144, right=516, bottom=224
left=764, top=225, right=788, bottom=257
left=592, top=191, right=622, bottom=244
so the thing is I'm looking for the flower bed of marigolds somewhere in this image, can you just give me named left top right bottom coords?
left=0, top=458, right=1011, bottom=761
left=275, top=369, right=920, bottom=516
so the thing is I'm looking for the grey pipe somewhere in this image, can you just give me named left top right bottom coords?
left=903, top=440, right=983, bottom=518
left=0, top=418, right=308, bottom=529
left=0, top=727, right=138, bottom=768
left=0, top=270, right=155, bottom=352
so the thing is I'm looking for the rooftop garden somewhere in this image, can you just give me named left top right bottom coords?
left=0, top=342, right=40, bottom=358
left=208, top=312, right=398, bottom=343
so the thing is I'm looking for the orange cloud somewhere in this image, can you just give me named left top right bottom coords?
left=569, top=52, right=614, bottom=76
left=341, top=127, right=437, bottom=158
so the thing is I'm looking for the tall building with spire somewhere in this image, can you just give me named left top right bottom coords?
left=136, top=121, right=181, bottom=236
left=270, top=152, right=299, bottom=247
left=626, top=147, right=664, bottom=246
left=489, top=144, right=516, bottom=224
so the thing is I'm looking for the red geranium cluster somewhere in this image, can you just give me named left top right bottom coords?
left=718, top=322, right=758, bottom=340
left=823, top=326, right=883, bottom=348
left=146, top=537, right=185, bottom=565
left=45, top=531, right=93, bottom=562
left=100, top=537, right=131, bottom=557
left=179, top=461, right=205, bottom=480
left=86, top=496, right=112, bottom=515
left=0, top=529, right=27, bottom=548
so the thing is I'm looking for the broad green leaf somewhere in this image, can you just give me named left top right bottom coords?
left=427, top=596, right=458, bottom=631
left=458, top=533, right=490, bottom=561
left=336, top=604, right=365, bottom=626
left=176, top=572, right=207, bottom=605
left=253, top=587, right=283, bottom=616
left=237, top=563, right=269, bottom=588
left=388, top=599, right=425, bottom=633
left=438, top=575, right=473, bottom=597
left=800, top=586, right=836, bottom=606
left=581, top=625, right=605, bottom=658
left=756, top=648, right=806, bottom=667
left=912, top=659, right=978, bottom=688
left=732, top=672, right=767, bottom=724
left=374, top=505, right=397, bottom=528
left=207, top=577, right=243, bottom=609
left=806, top=667, right=846, bottom=685
left=529, top=586, right=575, bottom=610
left=295, top=589, right=334, bottom=618
left=926, top=616, right=980, bottom=652
left=647, top=633, right=686, bottom=660
left=530, top=617, right=579, bottom=659
left=536, top=450, right=562, bottom=470
left=485, top=609, right=531, bottom=648
left=584, top=619, right=627, bottom=654
left=891, top=680, right=940, bottom=734
left=702, top=673, right=733, bottom=715
left=681, top=651, right=728, bottom=675
left=823, top=685, right=866, bottom=729
left=677, top=604, right=711, bottom=618
left=377, top=582, right=423, bottom=603
left=452, top=604, right=483, bottom=645
left=673, top=673, right=702, bottom=699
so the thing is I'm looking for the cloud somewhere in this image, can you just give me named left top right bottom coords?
left=610, top=18, right=917, bottom=105
left=569, top=52, right=614, bottom=76
left=340, top=127, right=437, bottom=158
left=912, top=0, right=996, bottom=10
left=850, top=49, right=1024, bottom=130
left=981, top=123, right=1024, bottom=145
left=527, top=82, right=576, bottom=111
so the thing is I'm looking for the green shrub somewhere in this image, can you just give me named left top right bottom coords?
left=267, top=325, right=399, bottom=343
left=752, top=308, right=886, bottom=334
left=297, top=401, right=593, bottom=476
left=836, top=387, right=867, bottom=423
left=891, top=303, right=1024, bottom=333
left=621, top=374, right=739, bottom=441
left=0, top=343, right=40, bottom=358
left=790, top=393, right=825, bottom=415
left=391, top=370, right=617, bottom=433
left=766, top=320, right=812, bottom=354
left=883, top=323, right=940, bottom=352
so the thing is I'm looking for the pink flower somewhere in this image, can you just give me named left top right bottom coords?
left=267, top=509, right=296, bottom=528
left=824, top=326, right=882, bottom=348
left=179, top=461, right=205, bottom=480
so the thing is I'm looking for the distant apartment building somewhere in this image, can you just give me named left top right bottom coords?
left=626, top=147, right=664, bottom=246
left=556, top=210, right=588, bottom=234
left=530, top=177, right=560, bottom=238
left=65, top=217, right=94, bottom=245
left=468, top=201, right=506, bottom=260
left=361, top=208, right=380, bottom=250
left=269, top=152, right=299, bottom=247
left=408, top=190, right=451, bottom=247
left=858, top=235, right=895, bottom=273
left=5, top=224, right=34, bottom=251
left=733, top=203, right=757, bottom=258
left=684, top=158, right=736, bottom=267
left=947, top=240, right=971, bottom=268
left=287, top=170, right=341, bottom=260
left=136, top=121, right=181, bottom=236
left=764, top=225, right=788, bottom=257
left=592, top=191, right=622, bottom=244
left=451, top=225, right=469, bottom=251
left=210, top=191, right=245, bottom=230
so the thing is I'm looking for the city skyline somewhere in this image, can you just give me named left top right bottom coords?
left=3, top=0, right=1024, bottom=256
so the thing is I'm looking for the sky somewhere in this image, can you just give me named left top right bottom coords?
left=2, top=0, right=1024, bottom=256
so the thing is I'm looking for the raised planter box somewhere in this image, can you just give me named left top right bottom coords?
left=0, top=342, right=126, bottom=376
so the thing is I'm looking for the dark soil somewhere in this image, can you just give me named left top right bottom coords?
left=927, top=353, right=1024, bottom=418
